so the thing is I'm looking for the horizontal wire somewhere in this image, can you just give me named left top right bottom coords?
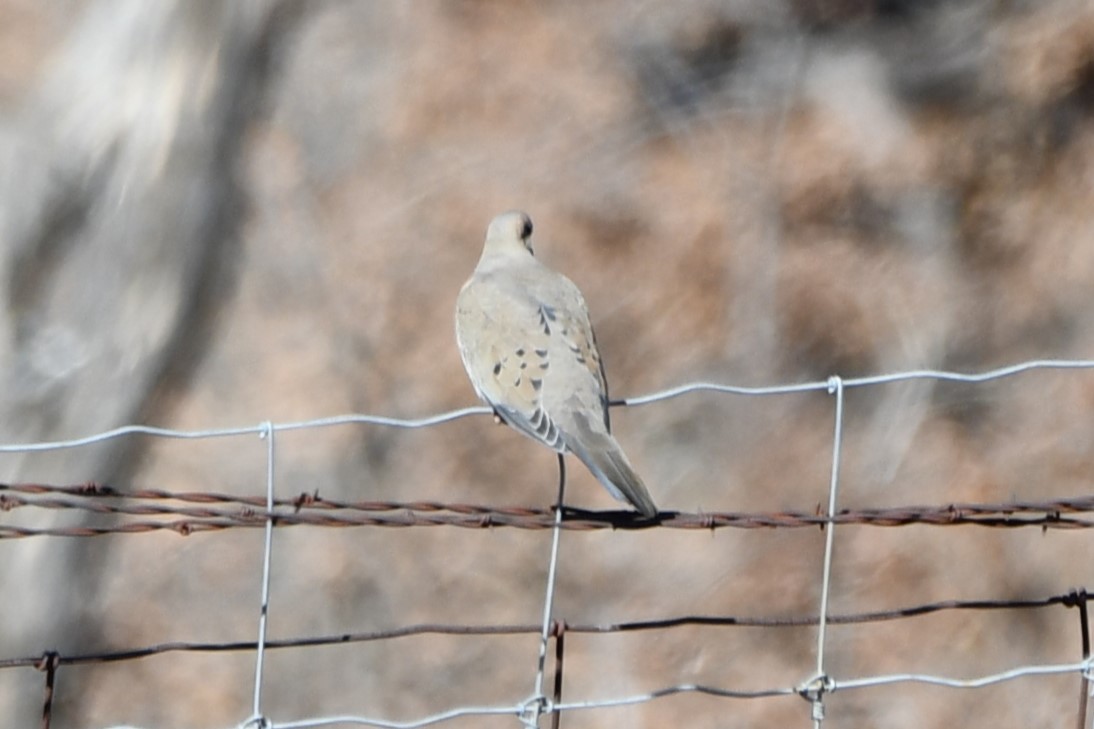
left=268, top=703, right=524, bottom=729
left=262, top=657, right=1094, bottom=727
left=258, top=656, right=1094, bottom=727
left=2, top=488, right=1093, bottom=538
left=246, top=653, right=1094, bottom=727
left=553, top=683, right=798, bottom=711
left=230, top=659, right=1094, bottom=728
left=1, top=360, right=1092, bottom=453
left=620, top=358, right=1094, bottom=405
left=9, top=482, right=1094, bottom=515
left=8, top=482, right=1094, bottom=516
left=0, top=408, right=493, bottom=454
left=3, top=590, right=1088, bottom=671
left=832, top=659, right=1093, bottom=691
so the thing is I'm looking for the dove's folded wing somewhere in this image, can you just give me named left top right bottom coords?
left=456, top=277, right=565, bottom=451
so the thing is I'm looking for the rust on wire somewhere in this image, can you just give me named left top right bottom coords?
left=36, top=651, right=59, bottom=729
left=2, top=482, right=1094, bottom=539
left=550, top=620, right=567, bottom=729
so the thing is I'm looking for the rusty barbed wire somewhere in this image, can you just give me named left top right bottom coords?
left=2, top=482, right=1094, bottom=538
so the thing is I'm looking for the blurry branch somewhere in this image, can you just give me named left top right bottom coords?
left=0, top=1, right=308, bottom=722
left=0, top=0, right=303, bottom=483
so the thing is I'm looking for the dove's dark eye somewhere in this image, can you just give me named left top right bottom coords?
left=520, top=217, right=533, bottom=239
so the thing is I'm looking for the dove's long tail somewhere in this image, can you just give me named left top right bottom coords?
left=566, top=430, right=658, bottom=518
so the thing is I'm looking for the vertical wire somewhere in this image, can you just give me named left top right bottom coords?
left=529, top=454, right=568, bottom=726
left=250, top=421, right=277, bottom=724
left=1074, top=589, right=1090, bottom=729
left=812, top=376, right=845, bottom=727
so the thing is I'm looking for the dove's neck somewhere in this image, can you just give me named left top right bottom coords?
left=476, top=244, right=535, bottom=273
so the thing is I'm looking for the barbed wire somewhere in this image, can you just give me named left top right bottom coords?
left=4, top=359, right=1094, bottom=728
left=3, top=485, right=1094, bottom=538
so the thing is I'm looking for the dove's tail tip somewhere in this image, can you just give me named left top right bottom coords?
left=579, top=444, right=658, bottom=518
left=610, top=461, right=658, bottom=517
left=623, top=485, right=659, bottom=518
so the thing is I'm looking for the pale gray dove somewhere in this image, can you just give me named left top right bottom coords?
left=455, top=210, right=658, bottom=517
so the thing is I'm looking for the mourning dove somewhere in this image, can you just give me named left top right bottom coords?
left=455, top=210, right=657, bottom=517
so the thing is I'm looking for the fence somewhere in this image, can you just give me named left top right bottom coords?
left=3, top=359, right=1094, bottom=728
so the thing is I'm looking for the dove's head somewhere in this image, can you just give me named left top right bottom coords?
left=484, top=210, right=535, bottom=257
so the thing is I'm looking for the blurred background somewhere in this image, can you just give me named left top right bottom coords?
left=2, top=0, right=1094, bottom=727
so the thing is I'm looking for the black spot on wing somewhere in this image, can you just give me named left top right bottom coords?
left=538, top=305, right=557, bottom=334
